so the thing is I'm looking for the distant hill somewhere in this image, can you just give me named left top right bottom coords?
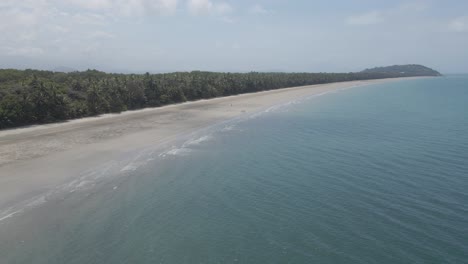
left=52, top=66, right=78, bottom=73
left=362, top=64, right=441, bottom=76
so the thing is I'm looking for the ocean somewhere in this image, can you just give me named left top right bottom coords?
left=1, top=76, right=467, bottom=263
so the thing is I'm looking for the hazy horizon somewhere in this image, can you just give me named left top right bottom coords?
left=1, top=0, right=468, bottom=74
left=1, top=65, right=463, bottom=76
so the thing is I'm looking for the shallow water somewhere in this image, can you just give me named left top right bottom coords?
left=1, top=76, right=467, bottom=263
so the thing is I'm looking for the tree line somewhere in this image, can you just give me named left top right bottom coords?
left=0, top=65, right=440, bottom=129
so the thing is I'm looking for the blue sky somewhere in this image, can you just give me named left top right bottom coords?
left=1, top=0, right=467, bottom=73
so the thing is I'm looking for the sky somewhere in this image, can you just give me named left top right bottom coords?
left=0, top=0, right=467, bottom=73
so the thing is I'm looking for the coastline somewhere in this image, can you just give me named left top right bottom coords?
left=0, top=77, right=424, bottom=219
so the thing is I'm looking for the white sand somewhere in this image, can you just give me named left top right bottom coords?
left=0, top=77, right=422, bottom=217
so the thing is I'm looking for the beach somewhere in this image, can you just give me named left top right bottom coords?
left=0, top=77, right=417, bottom=218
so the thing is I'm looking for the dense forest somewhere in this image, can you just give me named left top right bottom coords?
left=0, top=65, right=440, bottom=129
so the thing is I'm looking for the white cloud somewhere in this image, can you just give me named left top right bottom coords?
left=345, top=2, right=431, bottom=27
left=248, top=4, right=273, bottom=15
left=187, top=0, right=232, bottom=15
left=220, top=16, right=234, bottom=24
left=0, top=1, right=51, bottom=41
left=215, top=2, right=232, bottom=14
left=19, top=32, right=38, bottom=41
left=0, top=0, right=115, bottom=60
left=50, top=25, right=70, bottom=34
left=346, top=11, right=383, bottom=25
left=88, top=31, right=116, bottom=39
left=0, top=2, right=47, bottom=31
left=0, top=0, right=49, bottom=9
left=231, top=43, right=240, bottom=50
left=187, top=0, right=212, bottom=14
left=0, top=46, right=45, bottom=57
left=64, top=0, right=178, bottom=16
left=156, top=0, right=179, bottom=14
left=66, top=0, right=113, bottom=10
left=71, top=13, right=109, bottom=25
left=448, top=16, right=468, bottom=32
left=398, top=1, right=429, bottom=12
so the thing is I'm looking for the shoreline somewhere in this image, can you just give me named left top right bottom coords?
left=0, top=77, right=425, bottom=219
left=0, top=77, right=426, bottom=138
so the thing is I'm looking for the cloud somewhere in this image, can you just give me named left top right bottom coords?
left=155, top=0, right=179, bottom=14
left=88, top=31, right=116, bottom=39
left=66, top=0, right=113, bottom=10
left=50, top=25, right=70, bottom=34
left=0, top=0, right=178, bottom=53
left=0, top=1, right=52, bottom=42
left=64, top=0, right=179, bottom=16
left=71, top=12, right=109, bottom=25
left=0, top=1, right=48, bottom=31
left=0, top=0, right=114, bottom=60
left=221, top=16, right=235, bottom=24
left=248, top=4, right=273, bottom=15
left=346, top=11, right=383, bottom=25
left=187, top=0, right=232, bottom=15
left=398, top=1, right=429, bottom=12
left=0, top=46, right=45, bottom=57
left=448, top=16, right=468, bottom=32
left=345, top=1, right=431, bottom=27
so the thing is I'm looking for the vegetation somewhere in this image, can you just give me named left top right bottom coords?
left=362, top=64, right=441, bottom=76
left=0, top=65, right=440, bottom=129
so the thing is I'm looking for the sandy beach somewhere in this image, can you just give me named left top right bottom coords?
left=0, top=77, right=419, bottom=219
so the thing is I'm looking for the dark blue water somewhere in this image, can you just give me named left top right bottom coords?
left=1, top=76, right=468, bottom=263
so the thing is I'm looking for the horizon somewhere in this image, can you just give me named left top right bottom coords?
left=0, top=65, right=464, bottom=75
left=1, top=1, right=468, bottom=73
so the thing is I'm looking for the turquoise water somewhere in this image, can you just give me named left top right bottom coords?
left=1, top=76, right=468, bottom=263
